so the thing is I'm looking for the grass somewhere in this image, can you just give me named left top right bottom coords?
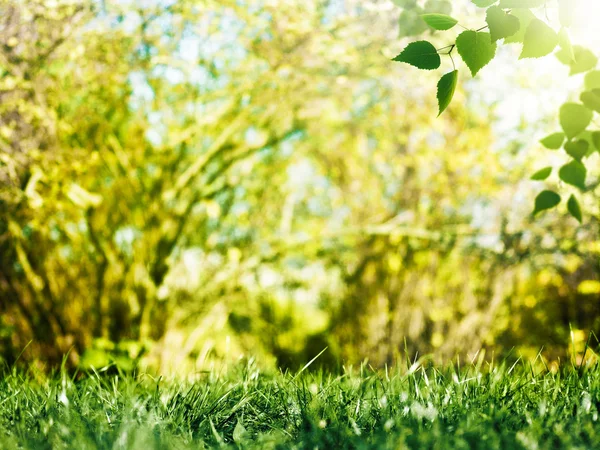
left=1, top=357, right=600, bottom=449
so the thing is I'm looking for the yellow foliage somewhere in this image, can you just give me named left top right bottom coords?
left=578, top=280, right=600, bottom=295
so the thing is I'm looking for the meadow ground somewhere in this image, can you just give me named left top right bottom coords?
left=1, top=357, right=600, bottom=449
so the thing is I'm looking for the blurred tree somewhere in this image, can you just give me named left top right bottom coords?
left=0, top=0, right=92, bottom=365
left=1, top=0, right=599, bottom=372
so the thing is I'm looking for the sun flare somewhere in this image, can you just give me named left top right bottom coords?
left=570, top=0, right=600, bottom=47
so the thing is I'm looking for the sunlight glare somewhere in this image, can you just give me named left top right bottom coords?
left=570, top=0, right=600, bottom=47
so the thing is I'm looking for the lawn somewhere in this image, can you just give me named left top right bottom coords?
left=1, top=358, right=600, bottom=449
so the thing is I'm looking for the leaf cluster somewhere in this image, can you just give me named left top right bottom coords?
left=391, top=0, right=600, bottom=221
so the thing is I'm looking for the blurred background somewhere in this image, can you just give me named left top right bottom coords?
left=1, top=0, right=599, bottom=374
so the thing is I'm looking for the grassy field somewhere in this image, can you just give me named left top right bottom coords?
left=1, top=358, right=600, bottom=449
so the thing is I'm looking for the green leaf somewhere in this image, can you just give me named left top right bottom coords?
left=592, top=132, right=600, bottom=151
left=392, top=41, right=441, bottom=70
left=570, top=47, right=598, bottom=75
left=559, top=103, right=593, bottom=139
left=557, top=28, right=574, bottom=63
left=540, top=132, right=565, bottom=150
left=564, top=139, right=589, bottom=161
left=559, top=160, right=586, bottom=190
left=533, top=190, right=561, bottom=215
left=499, top=0, right=545, bottom=7
left=421, top=14, right=458, bottom=31
left=472, top=0, right=497, bottom=6
left=456, top=31, right=497, bottom=77
left=520, top=19, right=558, bottom=59
left=578, top=131, right=598, bottom=155
left=233, top=420, right=247, bottom=444
left=585, top=70, right=600, bottom=90
left=580, top=90, right=600, bottom=113
left=486, top=6, right=520, bottom=42
left=556, top=45, right=598, bottom=75
left=504, top=9, right=535, bottom=44
left=397, top=0, right=452, bottom=37
left=530, top=167, right=552, bottom=181
left=567, top=195, right=582, bottom=223
left=437, top=70, right=458, bottom=116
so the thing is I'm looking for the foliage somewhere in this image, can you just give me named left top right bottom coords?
left=2, top=360, right=600, bottom=448
left=391, top=0, right=600, bottom=220
left=2, top=0, right=600, bottom=374
left=1, top=0, right=354, bottom=368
